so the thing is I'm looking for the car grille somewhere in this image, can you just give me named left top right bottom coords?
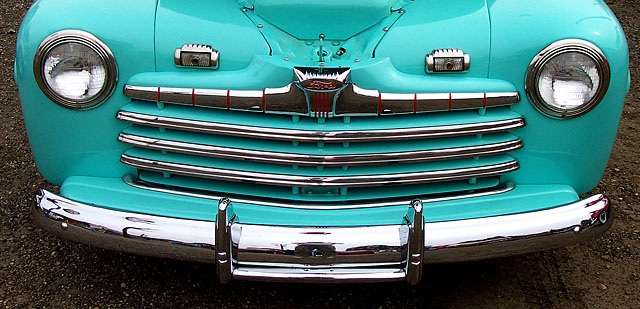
left=116, top=90, right=524, bottom=202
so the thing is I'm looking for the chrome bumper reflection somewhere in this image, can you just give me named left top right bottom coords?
left=33, top=190, right=611, bottom=284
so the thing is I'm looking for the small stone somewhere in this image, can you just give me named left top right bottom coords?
left=602, top=254, right=611, bottom=261
left=599, top=283, right=607, bottom=290
left=7, top=29, right=16, bottom=34
left=120, top=282, right=127, bottom=288
left=614, top=168, right=621, bottom=172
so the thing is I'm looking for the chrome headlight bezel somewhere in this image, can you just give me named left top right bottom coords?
left=33, top=30, right=118, bottom=110
left=525, top=39, right=610, bottom=119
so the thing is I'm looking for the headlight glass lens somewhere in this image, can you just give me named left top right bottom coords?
left=538, top=52, right=600, bottom=109
left=43, top=43, right=107, bottom=101
left=526, top=39, right=610, bottom=119
left=34, top=30, right=117, bottom=110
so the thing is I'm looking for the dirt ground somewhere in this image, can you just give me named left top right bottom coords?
left=1, top=0, right=639, bottom=307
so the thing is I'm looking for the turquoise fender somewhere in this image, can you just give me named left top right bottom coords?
left=485, top=0, right=629, bottom=194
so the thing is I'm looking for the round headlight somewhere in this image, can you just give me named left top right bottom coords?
left=526, top=39, right=610, bottom=119
left=33, top=30, right=117, bottom=110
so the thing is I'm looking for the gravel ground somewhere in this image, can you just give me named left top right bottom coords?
left=1, top=0, right=639, bottom=307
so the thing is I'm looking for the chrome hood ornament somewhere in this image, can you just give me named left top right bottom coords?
left=294, top=67, right=351, bottom=118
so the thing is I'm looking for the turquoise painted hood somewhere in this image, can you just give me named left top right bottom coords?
left=241, top=0, right=409, bottom=40
left=154, top=0, right=492, bottom=75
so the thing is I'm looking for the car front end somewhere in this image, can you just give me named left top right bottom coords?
left=16, top=0, right=629, bottom=284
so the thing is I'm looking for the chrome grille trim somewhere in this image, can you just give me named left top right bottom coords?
left=116, top=111, right=526, bottom=143
left=123, top=175, right=516, bottom=210
left=118, top=133, right=523, bottom=166
left=120, top=154, right=520, bottom=188
left=123, top=84, right=520, bottom=117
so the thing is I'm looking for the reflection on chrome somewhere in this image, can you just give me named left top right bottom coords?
left=33, top=189, right=216, bottom=263
left=422, top=194, right=611, bottom=263
left=123, top=83, right=519, bottom=117
left=119, top=154, right=520, bottom=188
left=116, top=111, right=526, bottom=143
left=33, top=188, right=611, bottom=284
left=118, top=133, right=523, bottom=167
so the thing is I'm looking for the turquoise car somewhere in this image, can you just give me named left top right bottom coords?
left=16, top=0, right=629, bottom=284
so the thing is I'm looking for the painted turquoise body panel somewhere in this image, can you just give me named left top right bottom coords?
left=61, top=176, right=578, bottom=226
left=155, top=0, right=270, bottom=72
left=242, top=0, right=409, bottom=40
left=484, top=0, right=629, bottom=194
left=15, top=0, right=157, bottom=184
left=15, top=0, right=629, bottom=223
left=373, top=0, right=491, bottom=76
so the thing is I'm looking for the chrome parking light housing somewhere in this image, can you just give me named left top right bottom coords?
left=526, top=39, right=610, bottom=119
left=33, top=29, right=118, bottom=110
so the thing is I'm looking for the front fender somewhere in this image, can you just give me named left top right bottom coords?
left=15, top=0, right=158, bottom=184
left=487, top=0, right=629, bottom=194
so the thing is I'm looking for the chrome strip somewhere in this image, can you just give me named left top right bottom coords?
left=116, top=111, right=526, bottom=143
left=232, top=268, right=407, bottom=283
left=123, top=175, right=516, bottom=210
left=120, top=154, right=520, bottom=188
left=233, top=261, right=401, bottom=269
left=123, top=84, right=519, bottom=116
left=118, top=133, right=523, bottom=166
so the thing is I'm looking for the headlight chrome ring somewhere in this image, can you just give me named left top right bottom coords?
left=525, top=39, right=610, bottom=119
left=33, top=29, right=118, bottom=110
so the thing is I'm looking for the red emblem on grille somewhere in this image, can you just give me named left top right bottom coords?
left=304, top=79, right=342, bottom=90
left=293, top=67, right=351, bottom=118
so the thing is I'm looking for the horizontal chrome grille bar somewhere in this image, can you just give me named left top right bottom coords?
left=123, top=84, right=519, bottom=117
left=123, top=175, right=516, bottom=210
left=118, top=133, right=523, bottom=166
left=116, top=111, right=526, bottom=143
left=120, top=154, right=520, bottom=188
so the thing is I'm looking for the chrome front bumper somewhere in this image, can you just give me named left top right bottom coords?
left=33, top=190, right=612, bottom=285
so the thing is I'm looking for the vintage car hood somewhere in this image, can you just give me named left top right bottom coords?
left=238, top=0, right=410, bottom=40
left=154, top=0, right=492, bottom=74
